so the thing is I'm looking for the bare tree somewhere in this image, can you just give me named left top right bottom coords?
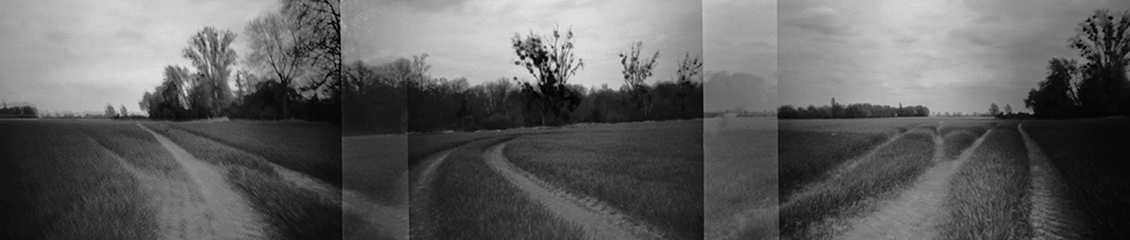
left=280, top=0, right=340, bottom=94
left=246, top=13, right=305, bottom=117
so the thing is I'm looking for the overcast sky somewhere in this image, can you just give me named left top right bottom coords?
left=780, top=0, right=1130, bottom=114
left=703, top=0, right=776, bottom=112
left=345, top=0, right=704, bottom=92
left=0, top=0, right=276, bottom=115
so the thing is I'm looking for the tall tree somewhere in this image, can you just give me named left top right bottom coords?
left=511, top=26, right=585, bottom=125
left=989, top=103, right=1000, bottom=116
left=619, top=41, right=659, bottom=120
left=1004, top=104, right=1012, bottom=115
left=1069, top=9, right=1130, bottom=115
left=246, top=13, right=305, bottom=118
left=120, top=105, right=128, bottom=117
left=1025, top=58, right=1082, bottom=118
left=105, top=104, right=116, bottom=118
left=183, top=27, right=238, bottom=118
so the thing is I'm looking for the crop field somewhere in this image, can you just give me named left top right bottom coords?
left=505, top=120, right=703, bottom=239
left=408, top=120, right=703, bottom=240
left=703, top=117, right=778, bottom=240
left=0, top=119, right=343, bottom=240
left=778, top=117, right=1130, bottom=239
left=778, top=118, right=933, bottom=200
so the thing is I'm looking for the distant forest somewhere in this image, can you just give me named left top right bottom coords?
left=343, top=28, right=704, bottom=135
left=139, top=0, right=340, bottom=124
left=1024, top=9, right=1130, bottom=119
left=778, top=98, right=930, bottom=119
left=0, top=103, right=37, bottom=119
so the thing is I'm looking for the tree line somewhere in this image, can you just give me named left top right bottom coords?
left=0, top=101, right=37, bottom=118
left=343, top=27, right=703, bottom=135
left=1025, top=9, right=1130, bottom=119
left=778, top=98, right=930, bottom=119
left=139, top=0, right=340, bottom=124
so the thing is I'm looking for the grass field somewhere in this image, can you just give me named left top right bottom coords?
left=0, top=120, right=156, bottom=239
left=164, top=121, right=342, bottom=187
left=780, top=123, right=938, bottom=239
left=940, top=121, right=1032, bottom=239
left=504, top=120, right=704, bottom=239
left=778, top=118, right=934, bottom=200
left=1025, top=119, right=1130, bottom=238
left=344, top=135, right=407, bottom=205
left=424, top=136, right=587, bottom=239
left=703, top=117, right=778, bottom=240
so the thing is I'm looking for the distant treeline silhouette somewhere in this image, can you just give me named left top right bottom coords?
left=1024, top=9, right=1130, bottom=119
left=0, top=103, right=37, bottom=118
left=778, top=99, right=930, bottom=119
left=139, top=0, right=340, bottom=124
left=344, top=28, right=703, bottom=135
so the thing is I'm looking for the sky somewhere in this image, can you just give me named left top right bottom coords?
left=780, top=0, right=1130, bottom=115
left=703, top=0, right=777, bottom=112
left=345, top=0, right=704, bottom=93
left=0, top=0, right=278, bottom=115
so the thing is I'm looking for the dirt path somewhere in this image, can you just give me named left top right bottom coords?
left=483, top=141, right=664, bottom=240
left=835, top=126, right=994, bottom=240
left=134, top=123, right=268, bottom=240
left=1019, top=123, right=1082, bottom=239
left=408, top=149, right=454, bottom=239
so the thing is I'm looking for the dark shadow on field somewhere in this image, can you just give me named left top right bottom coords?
left=1025, top=119, right=1130, bottom=238
left=342, top=135, right=407, bottom=240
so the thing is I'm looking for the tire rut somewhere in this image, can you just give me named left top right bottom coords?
left=1019, top=123, right=1083, bottom=239
left=835, top=124, right=994, bottom=239
left=408, top=149, right=454, bottom=239
left=483, top=141, right=665, bottom=240
left=135, top=123, right=269, bottom=240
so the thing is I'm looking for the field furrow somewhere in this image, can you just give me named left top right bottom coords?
left=836, top=124, right=993, bottom=239
left=1020, top=123, right=1083, bottom=239
left=408, top=149, right=454, bottom=239
left=484, top=141, right=664, bottom=240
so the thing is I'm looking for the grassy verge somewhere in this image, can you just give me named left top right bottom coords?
left=780, top=126, right=937, bottom=239
left=427, top=137, right=586, bottom=239
left=167, top=121, right=342, bottom=187
left=143, top=122, right=341, bottom=240
left=940, top=122, right=1031, bottom=239
left=505, top=121, right=703, bottom=239
left=1025, top=120, right=1130, bottom=237
left=939, top=122, right=992, bottom=160
left=0, top=120, right=155, bottom=239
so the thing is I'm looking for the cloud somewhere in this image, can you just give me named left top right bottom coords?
left=783, top=6, right=856, bottom=37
